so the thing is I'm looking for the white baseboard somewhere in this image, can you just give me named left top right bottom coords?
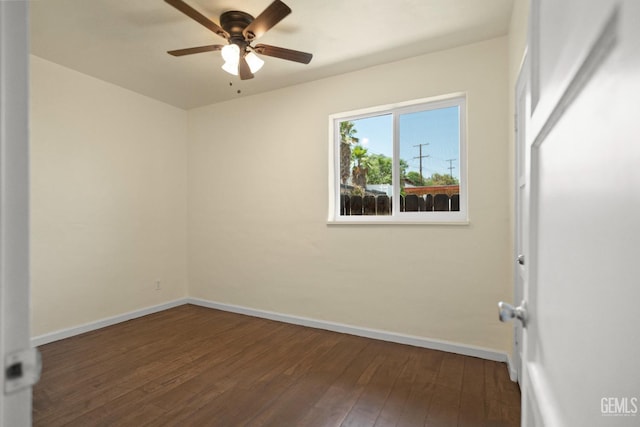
left=186, top=297, right=509, bottom=363
left=507, top=354, right=519, bottom=383
left=31, top=298, right=188, bottom=347
left=32, top=296, right=510, bottom=366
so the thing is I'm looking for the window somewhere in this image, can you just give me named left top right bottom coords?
left=328, top=94, right=467, bottom=223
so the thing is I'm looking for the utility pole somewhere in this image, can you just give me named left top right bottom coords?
left=446, top=158, right=457, bottom=177
left=413, top=143, right=430, bottom=184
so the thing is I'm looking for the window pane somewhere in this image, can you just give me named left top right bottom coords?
left=399, top=106, right=460, bottom=212
left=330, top=95, right=466, bottom=223
left=339, top=114, right=392, bottom=216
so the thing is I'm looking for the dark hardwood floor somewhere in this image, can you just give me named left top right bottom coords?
left=33, top=304, right=520, bottom=426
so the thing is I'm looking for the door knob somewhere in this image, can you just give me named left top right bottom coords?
left=498, top=301, right=527, bottom=327
left=517, top=254, right=525, bottom=265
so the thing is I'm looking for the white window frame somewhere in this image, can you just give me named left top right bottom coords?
left=328, top=93, right=468, bottom=224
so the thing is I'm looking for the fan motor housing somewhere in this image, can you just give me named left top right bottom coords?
left=220, top=11, right=254, bottom=36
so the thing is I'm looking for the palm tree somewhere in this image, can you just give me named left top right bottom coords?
left=351, top=145, right=369, bottom=190
left=339, top=121, right=359, bottom=185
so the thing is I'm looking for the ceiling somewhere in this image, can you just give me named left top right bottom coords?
left=31, top=0, right=515, bottom=110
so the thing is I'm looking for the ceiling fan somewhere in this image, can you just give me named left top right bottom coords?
left=165, top=0, right=313, bottom=80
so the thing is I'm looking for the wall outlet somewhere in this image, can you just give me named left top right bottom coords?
left=155, top=280, right=161, bottom=291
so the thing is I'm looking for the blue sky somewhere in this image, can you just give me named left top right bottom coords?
left=348, top=106, right=460, bottom=179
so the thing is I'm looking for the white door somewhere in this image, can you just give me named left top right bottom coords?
left=511, top=53, right=530, bottom=386
left=520, top=0, right=640, bottom=425
left=0, top=1, right=34, bottom=426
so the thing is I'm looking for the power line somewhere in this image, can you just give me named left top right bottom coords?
left=446, top=158, right=457, bottom=177
left=413, top=143, right=430, bottom=183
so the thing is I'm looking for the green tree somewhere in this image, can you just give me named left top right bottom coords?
left=398, top=158, right=410, bottom=196
left=405, top=172, right=459, bottom=186
left=367, top=154, right=392, bottom=185
left=405, top=171, right=425, bottom=185
left=351, top=145, right=369, bottom=189
left=399, top=159, right=409, bottom=180
left=367, top=155, right=409, bottom=184
left=339, top=121, right=359, bottom=185
left=424, top=173, right=459, bottom=186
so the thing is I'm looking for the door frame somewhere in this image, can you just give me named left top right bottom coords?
left=0, top=1, right=32, bottom=425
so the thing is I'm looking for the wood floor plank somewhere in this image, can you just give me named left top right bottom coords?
left=484, top=359, right=521, bottom=426
left=458, top=356, right=487, bottom=427
left=36, top=308, right=264, bottom=426
left=372, top=349, right=420, bottom=427
left=295, top=338, right=375, bottom=427
left=434, top=352, right=466, bottom=390
left=33, top=305, right=521, bottom=426
left=340, top=341, right=410, bottom=427
left=179, top=329, right=343, bottom=426
left=394, top=349, right=442, bottom=427
left=424, top=384, right=460, bottom=427
left=242, top=336, right=372, bottom=427
left=140, top=323, right=303, bottom=425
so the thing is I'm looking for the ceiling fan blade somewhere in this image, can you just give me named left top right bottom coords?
left=243, top=0, right=291, bottom=41
left=167, top=44, right=224, bottom=56
left=165, top=0, right=228, bottom=39
left=254, top=44, right=312, bottom=64
left=238, top=55, right=254, bottom=80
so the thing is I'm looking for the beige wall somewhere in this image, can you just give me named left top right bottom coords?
left=30, top=56, right=188, bottom=336
left=509, top=0, right=530, bottom=80
left=188, top=37, right=512, bottom=352
left=30, top=34, right=520, bottom=353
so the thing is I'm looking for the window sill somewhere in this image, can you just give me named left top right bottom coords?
left=326, top=219, right=470, bottom=226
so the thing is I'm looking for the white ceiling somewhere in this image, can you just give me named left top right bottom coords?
left=31, top=0, right=515, bottom=109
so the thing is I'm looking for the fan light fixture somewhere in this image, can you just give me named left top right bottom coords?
left=245, top=52, right=264, bottom=73
left=165, top=0, right=313, bottom=81
left=221, top=43, right=240, bottom=63
left=220, top=44, right=264, bottom=76
left=221, top=60, right=239, bottom=76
